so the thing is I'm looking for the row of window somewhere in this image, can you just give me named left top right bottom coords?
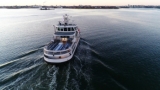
left=57, top=27, right=77, bottom=31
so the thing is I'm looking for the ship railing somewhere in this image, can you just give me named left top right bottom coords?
left=44, top=46, right=72, bottom=55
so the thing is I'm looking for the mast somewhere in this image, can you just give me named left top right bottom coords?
left=63, top=14, right=70, bottom=25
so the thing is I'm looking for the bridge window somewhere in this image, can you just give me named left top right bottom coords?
left=61, top=28, right=63, bottom=31
left=68, top=28, right=71, bottom=31
left=72, top=27, right=74, bottom=31
left=58, top=27, right=60, bottom=31
left=64, top=28, right=67, bottom=31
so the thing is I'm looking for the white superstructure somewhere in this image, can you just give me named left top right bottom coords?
left=44, top=14, right=80, bottom=63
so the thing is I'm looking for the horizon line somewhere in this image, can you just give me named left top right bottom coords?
left=1, top=4, right=160, bottom=6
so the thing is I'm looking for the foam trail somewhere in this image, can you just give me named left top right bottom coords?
left=0, top=58, right=22, bottom=69
left=0, top=48, right=40, bottom=69
left=80, top=39, right=91, bottom=46
left=48, top=66, right=59, bottom=90
left=0, top=63, right=43, bottom=89
left=94, top=59, right=115, bottom=72
left=69, top=39, right=93, bottom=89
left=63, top=63, right=70, bottom=90
left=111, top=78, right=128, bottom=90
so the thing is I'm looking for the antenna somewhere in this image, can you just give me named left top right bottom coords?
left=63, top=14, right=70, bottom=24
left=72, top=20, right=74, bottom=24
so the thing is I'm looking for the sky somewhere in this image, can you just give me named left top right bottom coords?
left=0, top=0, right=159, bottom=6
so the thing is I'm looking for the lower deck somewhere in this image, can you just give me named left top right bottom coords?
left=47, top=40, right=72, bottom=51
left=44, top=37, right=80, bottom=63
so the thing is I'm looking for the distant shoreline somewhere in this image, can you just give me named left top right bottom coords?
left=0, top=5, right=160, bottom=9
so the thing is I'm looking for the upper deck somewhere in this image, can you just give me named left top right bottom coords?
left=57, top=23, right=76, bottom=26
left=54, top=26, right=78, bottom=32
left=56, top=14, right=77, bottom=27
left=54, top=14, right=78, bottom=36
left=54, top=32, right=75, bottom=36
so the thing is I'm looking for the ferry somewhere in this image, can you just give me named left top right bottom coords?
left=40, top=6, right=50, bottom=10
left=43, top=14, right=80, bottom=63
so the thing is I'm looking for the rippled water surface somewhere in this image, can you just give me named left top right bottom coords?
left=0, top=8, right=160, bottom=90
